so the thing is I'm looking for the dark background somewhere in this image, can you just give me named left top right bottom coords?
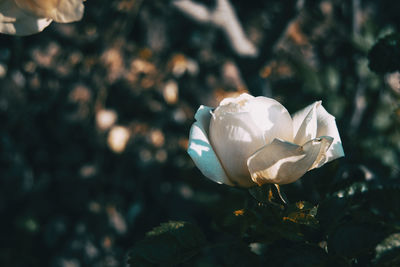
left=1, top=0, right=400, bottom=266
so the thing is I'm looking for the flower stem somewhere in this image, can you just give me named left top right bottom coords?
left=274, top=184, right=289, bottom=205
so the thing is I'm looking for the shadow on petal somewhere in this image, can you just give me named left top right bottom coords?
left=188, top=120, right=234, bottom=186
left=247, top=137, right=333, bottom=185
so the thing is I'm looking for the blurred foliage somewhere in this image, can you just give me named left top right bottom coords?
left=0, top=0, right=400, bottom=266
left=368, top=33, right=400, bottom=74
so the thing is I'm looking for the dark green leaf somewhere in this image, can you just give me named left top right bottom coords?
left=328, top=223, right=385, bottom=258
left=318, top=187, right=400, bottom=235
left=208, top=242, right=261, bottom=267
left=127, top=221, right=207, bottom=266
left=263, top=241, right=329, bottom=267
left=221, top=242, right=261, bottom=267
left=317, top=197, right=348, bottom=234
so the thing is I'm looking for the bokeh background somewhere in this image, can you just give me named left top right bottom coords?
left=1, top=0, right=400, bottom=266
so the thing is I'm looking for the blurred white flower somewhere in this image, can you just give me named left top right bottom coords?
left=0, top=0, right=85, bottom=36
left=188, top=93, right=344, bottom=187
left=107, top=126, right=130, bottom=154
left=163, top=80, right=179, bottom=105
left=96, top=109, right=117, bottom=131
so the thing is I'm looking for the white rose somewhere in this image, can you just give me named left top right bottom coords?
left=188, top=93, right=344, bottom=188
left=0, top=0, right=85, bottom=36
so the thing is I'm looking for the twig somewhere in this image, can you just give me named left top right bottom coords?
left=349, top=0, right=367, bottom=135
left=172, top=0, right=258, bottom=57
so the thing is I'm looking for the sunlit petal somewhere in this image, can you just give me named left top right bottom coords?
left=210, top=110, right=262, bottom=187
left=292, top=101, right=344, bottom=165
left=314, top=104, right=345, bottom=165
left=247, top=96, right=294, bottom=143
left=219, top=92, right=254, bottom=106
left=293, top=101, right=318, bottom=145
left=292, top=101, right=318, bottom=139
left=247, top=137, right=333, bottom=185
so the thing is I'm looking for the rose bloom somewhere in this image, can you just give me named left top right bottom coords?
left=0, top=0, right=85, bottom=35
left=188, top=93, right=344, bottom=188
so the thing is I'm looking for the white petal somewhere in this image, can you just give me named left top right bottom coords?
left=219, top=92, right=254, bottom=106
left=314, top=104, right=345, bottom=165
left=217, top=94, right=293, bottom=144
left=292, top=101, right=319, bottom=139
left=0, top=0, right=52, bottom=35
left=208, top=93, right=294, bottom=187
left=293, top=102, right=318, bottom=145
left=209, top=110, right=262, bottom=187
left=292, top=101, right=344, bottom=165
left=247, top=137, right=333, bottom=185
left=246, top=96, right=294, bottom=143
left=187, top=106, right=234, bottom=186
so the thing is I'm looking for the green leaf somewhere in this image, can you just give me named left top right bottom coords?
left=263, top=241, right=329, bottom=267
left=127, top=221, right=207, bottom=266
left=213, top=242, right=261, bottom=267
left=317, top=197, right=348, bottom=234
left=328, top=223, right=385, bottom=258
left=373, top=233, right=400, bottom=266
left=318, top=187, right=400, bottom=235
left=366, top=188, right=400, bottom=221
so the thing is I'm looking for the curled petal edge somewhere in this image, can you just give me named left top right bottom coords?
left=292, top=101, right=344, bottom=165
left=247, top=136, right=333, bottom=185
left=314, top=104, right=345, bottom=164
left=293, top=101, right=318, bottom=145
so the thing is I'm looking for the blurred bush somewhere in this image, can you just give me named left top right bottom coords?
left=0, top=0, right=399, bottom=266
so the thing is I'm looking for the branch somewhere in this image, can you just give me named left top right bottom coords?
left=173, top=0, right=258, bottom=57
left=349, top=0, right=367, bottom=134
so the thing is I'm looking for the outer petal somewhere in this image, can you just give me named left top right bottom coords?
left=0, top=0, right=52, bottom=35
left=209, top=111, right=263, bottom=187
left=292, top=101, right=344, bottom=166
left=246, top=96, right=294, bottom=143
left=247, top=137, right=333, bottom=185
left=292, top=101, right=320, bottom=140
left=314, top=104, right=345, bottom=165
left=219, top=92, right=254, bottom=106
left=218, top=93, right=293, bottom=143
left=187, top=105, right=234, bottom=186
left=15, top=0, right=84, bottom=23
left=293, top=101, right=317, bottom=145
